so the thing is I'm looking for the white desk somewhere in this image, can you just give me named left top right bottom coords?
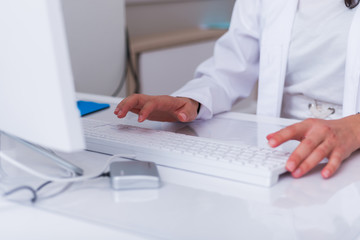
left=1, top=93, right=360, bottom=240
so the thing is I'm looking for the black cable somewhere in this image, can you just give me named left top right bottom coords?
left=98, top=172, right=110, bottom=178
left=38, top=182, right=74, bottom=201
left=3, top=186, right=38, bottom=203
left=36, top=181, right=53, bottom=192
left=112, top=27, right=140, bottom=96
left=111, top=27, right=129, bottom=97
left=125, top=28, right=140, bottom=94
left=2, top=172, right=111, bottom=203
left=111, top=64, right=128, bottom=97
left=3, top=181, right=53, bottom=203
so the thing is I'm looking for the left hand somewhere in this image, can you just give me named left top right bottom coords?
left=266, top=115, right=360, bottom=179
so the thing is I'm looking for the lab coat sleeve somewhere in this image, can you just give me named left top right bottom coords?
left=171, top=0, right=261, bottom=119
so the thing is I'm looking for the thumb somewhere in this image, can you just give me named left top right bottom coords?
left=177, top=112, right=189, bottom=122
left=174, top=98, right=199, bottom=122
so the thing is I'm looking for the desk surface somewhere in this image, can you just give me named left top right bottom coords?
left=1, top=93, right=360, bottom=240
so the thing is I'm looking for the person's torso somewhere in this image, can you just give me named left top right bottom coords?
left=282, top=0, right=355, bottom=120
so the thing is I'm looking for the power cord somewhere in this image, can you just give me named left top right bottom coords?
left=111, top=26, right=129, bottom=97
left=125, top=28, right=140, bottom=94
left=2, top=172, right=112, bottom=203
left=111, top=27, right=140, bottom=97
left=3, top=185, right=39, bottom=203
left=0, top=152, right=134, bottom=183
left=0, top=152, right=134, bottom=203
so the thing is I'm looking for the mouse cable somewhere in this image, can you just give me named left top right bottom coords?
left=2, top=171, right=111, bottom=203
left=3, top=185, right=39, bottom=203
left=1, top=167, right=75, bottom=203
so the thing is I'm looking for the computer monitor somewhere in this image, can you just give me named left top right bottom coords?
left=0, top=0, right=86, bottom=173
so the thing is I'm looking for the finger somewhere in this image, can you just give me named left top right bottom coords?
left=114, top=97, right=132, bottom=118
left=291, top=139, right=333, bottom=178
left=267, top=122, right=308, bottom=148
left=175, top=104, right=198, bottom=122
left=176, top=110, right=194, bottom=122
left=267, top=119, right=321, bottom=148
left=138, top=101, right=157, bottom=122
left=115, top=95, right=143, bottom=118
left=321, top=149, right=345, bottom=179
left=174, top=98, right=199, bottom=122
left=114, top=102, right=123, bottom=115
left=114, top=95, right=134, bottom=114
left=286, top=133, right=324, bottom=172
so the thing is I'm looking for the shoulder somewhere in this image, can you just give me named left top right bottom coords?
left=233, top=0, right=292, bottom=21
left=234, top=0, right=289, bottom=10
left=233, top=0, right=261, bottom=13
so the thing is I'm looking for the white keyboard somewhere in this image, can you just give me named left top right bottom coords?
left=83, top=118, right=290, bottom=187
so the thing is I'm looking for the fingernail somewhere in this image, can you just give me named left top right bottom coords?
left=292, top=168, right=302, bottom=178
left=116, top=109, right=122, bottom=115
left=116, top=111, right=123, bottom=118
left=268, top=138, right=276, bottom=147
left=286, top=161, right=296, bottom=172
left=322, top=169, right=330, bottom=178
left=138, top=114, right=144, bottom=122
left=178, top=113, right=187, bottom=122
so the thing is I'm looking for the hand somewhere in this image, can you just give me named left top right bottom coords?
left=114, top=94, right=199, bottom=122
left=266, top=115, right=360, bottom=179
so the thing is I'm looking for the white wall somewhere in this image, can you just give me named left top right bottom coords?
left=62, top=0, right=127, bottom=97
left=139, top=40, right=215, bottom=95
left=127, top=0, right=235, bottom=95
left=126, top=0, right=235, bottom=37
left=139, top=40, right=258, bottom=114
left=61, top=0, right=236, bottom=99
left=129, top=0, right=256, bottom=114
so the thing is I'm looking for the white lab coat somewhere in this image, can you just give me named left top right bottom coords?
left=172, top=0, right=360, bottom=120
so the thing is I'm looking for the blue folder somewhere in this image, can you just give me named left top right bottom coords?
left=77, top=100, right=110, bottom=117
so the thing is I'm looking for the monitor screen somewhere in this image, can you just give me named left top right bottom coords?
left=0, top=0, right=85, bottom=152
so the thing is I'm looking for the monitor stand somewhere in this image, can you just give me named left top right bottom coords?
left=0, top=131, right=84, bottom=177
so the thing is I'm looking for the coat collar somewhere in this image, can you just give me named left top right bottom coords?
left=257, top=0, right=298, bottom=117
left=343, top=6, right=360, bottom=116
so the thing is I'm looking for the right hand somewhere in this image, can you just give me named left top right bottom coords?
left=114, top=94, right=199, bottom=123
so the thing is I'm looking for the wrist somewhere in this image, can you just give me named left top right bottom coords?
left=192, top=100, right=200, bottom=115
left=185, top=98, right=200, bottom=115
